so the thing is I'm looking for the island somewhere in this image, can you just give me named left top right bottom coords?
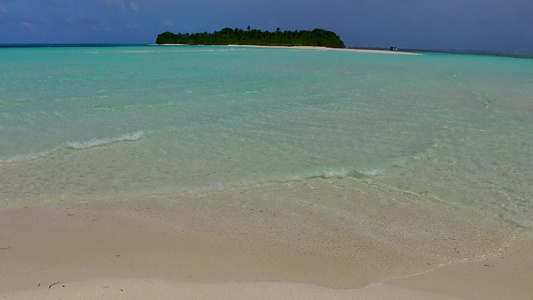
left=155, top=27, right=346, bottom=48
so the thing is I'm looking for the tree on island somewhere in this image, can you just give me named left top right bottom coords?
left=155, top=27, right=345, bottom=48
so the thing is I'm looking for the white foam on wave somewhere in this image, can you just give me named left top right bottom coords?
left=356, top=168, right=386, bottom=176
left=285, top=166, right=388, bottom=182
left=285, top=166, right=384, bottom=182
left=323, top=168, right=351, bottom=177
left=67, top=131, right=144, bottom=149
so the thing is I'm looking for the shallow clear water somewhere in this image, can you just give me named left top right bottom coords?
left=1, top=45, right=532, bottom=228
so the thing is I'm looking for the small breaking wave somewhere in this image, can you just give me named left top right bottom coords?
left=1, top=131, right=146, bottom=163
left=357, top=168, right=386, bottom=176
left=67, top=131, right=144, bottom=149
left=285, top=166, right=387, bottom=182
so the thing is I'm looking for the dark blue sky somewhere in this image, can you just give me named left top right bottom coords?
left=1, top=0, right=532, bottom=52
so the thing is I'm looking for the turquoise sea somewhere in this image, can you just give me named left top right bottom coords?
left=1, top=45, right=532, bottom=229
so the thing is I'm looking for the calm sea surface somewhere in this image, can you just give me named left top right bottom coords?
left=1, top=45, right=532, bottom=228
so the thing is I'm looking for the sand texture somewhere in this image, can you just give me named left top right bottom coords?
left=1, top=178, right=531, bottom=299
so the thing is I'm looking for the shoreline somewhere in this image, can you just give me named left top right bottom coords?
left=2, top=177, right=530, bottom=299
left=158, top=43, right=421, bottom=55
left=4, top=236, right=532, bottom=300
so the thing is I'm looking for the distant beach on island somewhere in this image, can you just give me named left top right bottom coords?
left=228, top=44, right=422, bottom=55
left=157, top=43, right=422, bottom=55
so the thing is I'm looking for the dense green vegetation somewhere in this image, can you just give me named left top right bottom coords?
left=156, top=27, right=345, bottom=48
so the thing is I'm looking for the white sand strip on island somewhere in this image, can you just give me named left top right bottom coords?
left=228, top=45, right=422, bottom=55
left=229, top=45, right=422, bottom=55
left=1, top=178, right=530, bottom=299
left=159, top=43, right=421, bottom=55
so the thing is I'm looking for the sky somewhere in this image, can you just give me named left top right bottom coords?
left=0, top=0, right=532, bottom=52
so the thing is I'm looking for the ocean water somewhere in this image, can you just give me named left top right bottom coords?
left=1, top=45, right=532, bottom=229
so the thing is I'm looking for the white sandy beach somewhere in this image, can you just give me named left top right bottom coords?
left=159, top=43, right=422, bottom=55
left=1, top=177, right=531, bottom=299
left=226, top=44, right=422, bottom=55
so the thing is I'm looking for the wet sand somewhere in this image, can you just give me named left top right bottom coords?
left=1, top=177, right=531, bottom=299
